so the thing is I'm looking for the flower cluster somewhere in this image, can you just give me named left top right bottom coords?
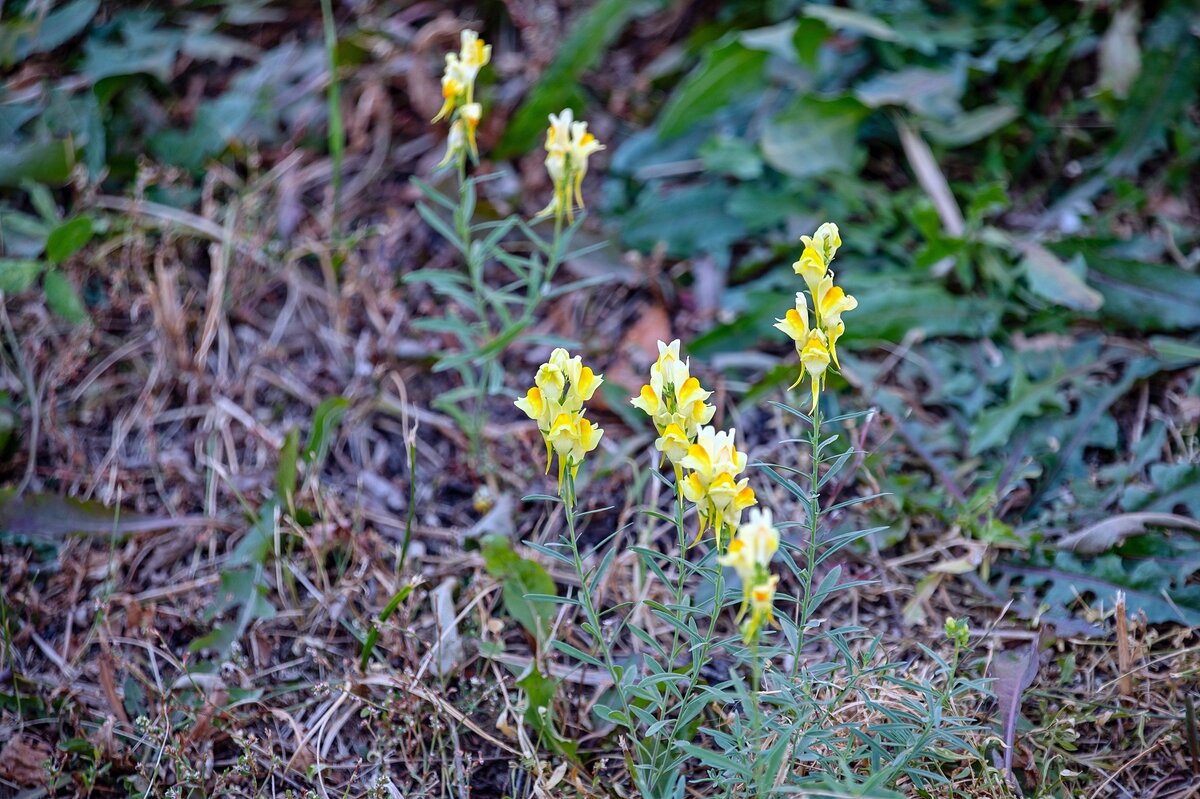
left=433, top=30, right=492, bottom=167
left=680, top=426, right=757, bottom=549
left=629, top=340, right=716, bottom=484
left=537, top=108, right=604, bottom=225
left=774, top=222, right=858, bottom=413
left=514, top=348, right=604, bottom=492
left=718, top=508, right=782, bottom=643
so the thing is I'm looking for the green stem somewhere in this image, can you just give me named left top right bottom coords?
left=789, top=404, right=822, bottom=683
left=646, top=478, right=691, bottom=788
left=560, top=473, right=647, bottom=791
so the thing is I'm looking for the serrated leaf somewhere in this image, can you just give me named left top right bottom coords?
left=1004, top=550, right=1200, bottom=626
left=969, top=368, right=1071, bottom=455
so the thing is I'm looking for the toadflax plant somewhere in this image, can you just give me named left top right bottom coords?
left=512, top=223, right=984, bottom=797
left=408, top=28, right=605, bottom=489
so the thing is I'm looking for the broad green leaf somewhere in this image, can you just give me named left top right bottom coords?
left=802, top=5, right=899, bottom=42
left=0, top=139, right=74, bottom=187
left=1086, top=255, right=1200, bottom=332
left=840, top=279, right=1002, bottom=342
left=45, top=216, right=94, bottom=265
left=1003, top=550, right=1200, bottom=626
left=620, top=182, right=745, bottom=258
left=516, top=665, right=578, bottom=759
left=0, top=259, right=45, bottom=293
left=854, top=67, right=964, bottom=119
left=698, top=134, right=763, bottom=180
left=922, top=104, right=1019, bottom=147
left=760, top=96, right=866, bottom=178
left=43, top=268, right=88, bottom=324
left=1020, top=245, right=1103, bottom=312
left=497, top=0, right=639, bottom=156
left=12, top=0, right=99, bottom=61
left=658, top=40, right=767, bottom=140
left=481, top=534, right=557, bottom=643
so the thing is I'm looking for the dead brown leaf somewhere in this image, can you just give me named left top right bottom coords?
left=0, top=734, right=53, bottom=786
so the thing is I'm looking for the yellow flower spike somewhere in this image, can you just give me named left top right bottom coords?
left=720, top=508, right=779, bottom=622
left=516, top=350, right=604, bottom=492
left=678, top=426, right=754, bottom=548
left=536, top=109, right=604, bottom=225
left=631, top=340, right=716, bottom=484
left=800, top=331, right=832, bottom=413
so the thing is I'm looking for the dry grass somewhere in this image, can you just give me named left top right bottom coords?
left=1, top=5, right=1198, bottom=798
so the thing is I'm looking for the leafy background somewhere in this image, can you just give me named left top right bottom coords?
left=0, top=0, right=1198, bottom=796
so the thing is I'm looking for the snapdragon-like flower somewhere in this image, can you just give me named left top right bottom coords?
left=432, top=30, right=491, bottom=167
left=630, top=340, right=716, bottom=483
left=436, top=119, right=466, bottom=169
left=793, top=221, right=841, bottom=297
left=537, top=108, right=604, bottom=224
left=777, top=222, right=857, bottom=412
left=515, top=348, right=604, bottom=491
left=433, top=30, right=492, bottom=123
left=680, top=425, right=756, bottom=547
left=742, top=574, right=780, bottom=644
left=719, top=508, right=780, bottom=629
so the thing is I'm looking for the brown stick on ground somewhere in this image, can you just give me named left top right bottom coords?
left=1115, top=590, right=1133, bottom=697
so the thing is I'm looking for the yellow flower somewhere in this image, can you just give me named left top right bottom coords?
left=718, top=509, right=780, bottom=625
left=742, top=574, right=780, bottom=643
left=773, top=292, right=811, bottom=343
left=458, top=29, right=492, bottom=77
left=814, top=274, right=857, bottom=368
left=798, top=331, right=831, bottom=413
left=630, top=340, right=716, bottom=477
left=433, top=64, right=467, bottom=123
left=548, top=412, right=604, bottom=490
left=803, top=222, right=841, bottom=267
left=460, top=102, right=482, bottom=160
left=537, top=108, right=605, bottom=224
left=633, top=348, right=699, bottom=468
left=515, top=349, right=605, bottom=488
left=793, top=222, right=841, bottom=297
left=655, top=422, right=691, bottom=471
left=434, top=29, right=489, bottom=128
left=436, top=119, right=466, bottom=168
left=680, top=426, right=756, bottom=547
